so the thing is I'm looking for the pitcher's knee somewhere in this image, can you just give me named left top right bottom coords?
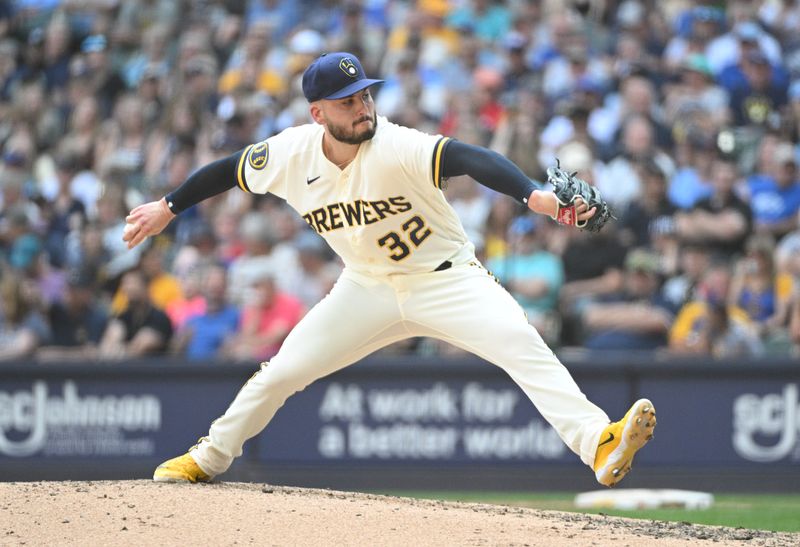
left=255, top=362, right=315, bottom=397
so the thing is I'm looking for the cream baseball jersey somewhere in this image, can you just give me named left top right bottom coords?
left=234, top=117, right=474, bottom=276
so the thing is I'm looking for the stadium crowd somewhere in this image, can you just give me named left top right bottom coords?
left=1, top=0, right=800, bottom=363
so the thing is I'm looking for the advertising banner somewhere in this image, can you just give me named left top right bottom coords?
left=1, top=360, right=798, bottom=471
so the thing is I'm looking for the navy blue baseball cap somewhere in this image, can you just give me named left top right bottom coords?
left=302, top=52, right=384, bottom=102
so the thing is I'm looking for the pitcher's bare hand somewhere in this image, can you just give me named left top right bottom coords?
left=123, top=197, right=175, bottom=249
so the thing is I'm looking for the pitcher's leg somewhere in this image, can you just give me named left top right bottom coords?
left=407, top=265, right=609, bottom=466
left=192, top=275, right=409, bottom=475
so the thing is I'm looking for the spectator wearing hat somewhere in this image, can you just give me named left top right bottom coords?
left=171, top=264, right=240, bottom=361
left=579, top=248, right=676, bottom=351
left=37, top=268, right=109, bottom=361
left=745, top=141, right=800, bottom=239
left=0, top=272, right=51, bottom=362
left=719, top=47, right=790, bottom=127
left=488, top=216, right=564, bottom=343
left=663, top=5, right=724, bottom=74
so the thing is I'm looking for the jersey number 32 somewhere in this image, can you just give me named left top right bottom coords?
left=377, top=215, right=432, bottom=261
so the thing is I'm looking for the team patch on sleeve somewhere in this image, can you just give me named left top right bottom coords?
left=431, top=136, right=450, bottom=189
left=248, top=142, right=269, bottom=170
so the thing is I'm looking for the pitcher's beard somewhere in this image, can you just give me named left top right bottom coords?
left=328, top=112, right=378, bottom=144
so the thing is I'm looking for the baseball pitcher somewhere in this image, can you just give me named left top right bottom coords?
left=124, top=52, right=655, bottom=487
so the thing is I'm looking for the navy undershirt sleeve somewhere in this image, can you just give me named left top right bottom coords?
left=164, top=150, right=244, bottom=214
left=440, top=139, right=539, bottom=204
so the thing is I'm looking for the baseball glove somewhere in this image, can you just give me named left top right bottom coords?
left=546, top=160, right=614, bottom=232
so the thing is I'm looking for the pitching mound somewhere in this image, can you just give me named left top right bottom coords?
left=1, top=481, right=797, bottom=546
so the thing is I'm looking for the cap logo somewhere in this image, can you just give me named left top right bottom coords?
left=339, top=58, right=359, bottom=78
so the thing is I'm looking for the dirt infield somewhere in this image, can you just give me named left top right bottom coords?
left=1, top=481, right=797, bottom=546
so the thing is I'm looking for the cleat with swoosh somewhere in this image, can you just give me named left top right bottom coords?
left=593, top=399, right=657, bottom=487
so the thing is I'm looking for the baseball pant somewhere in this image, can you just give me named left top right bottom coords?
left=191, top=260, right=610, bottom=475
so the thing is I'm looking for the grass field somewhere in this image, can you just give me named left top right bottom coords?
left=377, top=491, right=800, bottom=532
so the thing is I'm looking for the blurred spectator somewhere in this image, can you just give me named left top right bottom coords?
left=171, top=264, right=240, bottom=361
left=720, top=48, right=789, bottom=128
left=728, top=235, right=795, bottom=350
left=447, top=177, right=491, bottom=253
left=165, top=266, right=206, bottom=330
left=481, top=196, right=518, bottom=262
left=37, top=268, right=109, bottom=361
left=80, top=34, right=127, bottom=118
left=490, top=88, right=546, bottom=182
left=39, top=151, right=87, bottom=268
left=282, top=231, right=340, bottom=308
left=675, top=156, right=752, bottom=258
left=488, top=216, right=563, bottom=344
left=707, top=20, right=783, bottom=76
left=555, top=224, right=627, bottom=347
left=445, top=0, right=512, bottom=44
left=223, top=268, right=304, bottom=361
left=745, top=142, right=800, bottom=239
left=668, top=132, right=716, bottom=209
left=662, top=243, right=714, bottom=311
left=98, top=268, right=173, bottom=359
left=597, top=115, right=675, bottom=211
left=0, top=270, right=51, bottom=361
left=227, top=212, right=279, bottom=305
left=669, top=263, right=763, bottom=357
left=96, top=93, right=148, bottom=187
left=580, top=248, right=675, bottom=351
left=663, top=5, right=724, bottom=74
left=111, top=243, right=182, bottom=314
left=618, top=159, right=677, bottom=249
left=664, top=53, right=730, bottom=129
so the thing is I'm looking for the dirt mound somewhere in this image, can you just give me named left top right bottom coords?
left=0, top=481, right=796, bottom=546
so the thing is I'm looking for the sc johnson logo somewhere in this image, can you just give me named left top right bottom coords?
left=733, top=384, right=799, bottom=463
left=0, top=381, right=161, bottom=457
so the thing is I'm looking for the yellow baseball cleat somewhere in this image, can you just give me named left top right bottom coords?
left=153, top=453, right=212, bottom=483
left=593, top=398, right=656, bottom=487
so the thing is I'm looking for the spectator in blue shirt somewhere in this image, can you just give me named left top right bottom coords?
left=746, top=142, right=800, bottom=239
left=172, top=264, right=240, bottom=361
left=488, top=216, right=564, bottom=343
